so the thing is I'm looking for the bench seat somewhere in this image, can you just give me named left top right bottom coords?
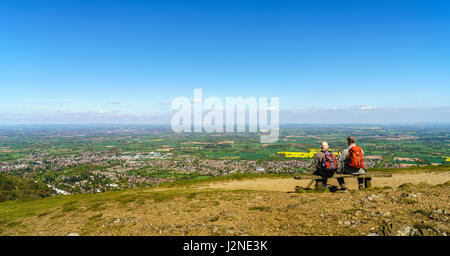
left=294, top=173, right=392, bottom=180
left=294, top=172, right=392, bottom=189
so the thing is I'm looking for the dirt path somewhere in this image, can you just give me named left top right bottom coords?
left=200, top=172, right=450, bottom=192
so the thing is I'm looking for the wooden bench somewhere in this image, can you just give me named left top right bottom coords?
left=294, top=173, right=392, bottom=189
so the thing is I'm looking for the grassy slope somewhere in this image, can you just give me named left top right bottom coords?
left=0, top=164, right=449, bottom=235
left=0, top=174, right=53, bottom=202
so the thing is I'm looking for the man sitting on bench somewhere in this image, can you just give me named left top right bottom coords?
left=337, top=136, right=366, bottom=190
left=313, top=142, right=343, bottom=189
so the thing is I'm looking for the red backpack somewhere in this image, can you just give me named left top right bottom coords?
left=321, top=151, right=337, bottom=172
left=348, top=146, right=365, bottom=169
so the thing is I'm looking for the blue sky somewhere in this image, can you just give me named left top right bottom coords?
left=0, top=0, right=449, bottom=124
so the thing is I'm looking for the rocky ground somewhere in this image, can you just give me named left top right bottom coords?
left=0, top=171, right=449, bottom=236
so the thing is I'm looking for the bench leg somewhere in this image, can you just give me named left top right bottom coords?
left=306, top=179, right=315, bottom=189
left=364, top=178, right=372, bottom=188
left=315, top=180, right=323, bottom=189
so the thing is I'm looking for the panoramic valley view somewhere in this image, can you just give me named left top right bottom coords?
left=0, top=124, right=449, bottom=236
left=1, top=0, right=449, bottom=246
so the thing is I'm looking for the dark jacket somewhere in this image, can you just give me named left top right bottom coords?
left=313, top=150, right=335, bottom=178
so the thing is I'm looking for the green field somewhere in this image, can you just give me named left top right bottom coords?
left=0, top=124, right=449, bottom=198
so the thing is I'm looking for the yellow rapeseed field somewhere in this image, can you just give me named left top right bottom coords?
left=278, top=149, right=339, bottom=158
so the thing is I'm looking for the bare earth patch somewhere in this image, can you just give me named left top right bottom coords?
left=201, top=172, right=450, bottom=192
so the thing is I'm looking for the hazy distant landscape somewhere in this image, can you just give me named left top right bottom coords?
left=0, top=124, right=448, bottom=200
left=1, top=0, right=449, bottom=238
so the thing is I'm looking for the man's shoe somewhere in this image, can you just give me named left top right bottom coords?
left=340, top=184, right=348, bottom=190
left=358, top=184, right=365, bottom=189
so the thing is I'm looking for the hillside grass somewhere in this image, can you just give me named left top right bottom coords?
left=0, top=186, right=244, bottom=229
left=0, top=164, right=449, bottom=234
left=0, top=173, right=53, bottom=202
left=0, top=173, right=291, bottom=226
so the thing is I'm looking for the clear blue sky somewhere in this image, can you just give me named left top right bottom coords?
left=0, top=0, right=449, bottom=123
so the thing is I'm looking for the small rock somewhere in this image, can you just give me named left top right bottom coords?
left=351, top=219, right=360, bottom=226
left=343, top=221, right=351, bottom=227
left=226, top=229, right=236, bottom=235
left=113, top=218, right=121, bottom=224
left=367, top=233, right=380, bottom=236
left=397, top=226, right=411, bottom=236
left=67, top=233, right=79, bottom=236
left=367, top=194, right=379, bottom=202
left=211, top=226, right=219, bottom=234
left=407, top=193, right=420, bottom=198
left=433, top=209, right=446, bottom=215
left=379, top=211, right=391, bottom=217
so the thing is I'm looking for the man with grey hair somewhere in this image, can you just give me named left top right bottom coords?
left=313, top=141, right=342, bottom=189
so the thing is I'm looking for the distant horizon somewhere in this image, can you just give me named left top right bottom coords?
left=1, top=122, right=449, bottom=127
